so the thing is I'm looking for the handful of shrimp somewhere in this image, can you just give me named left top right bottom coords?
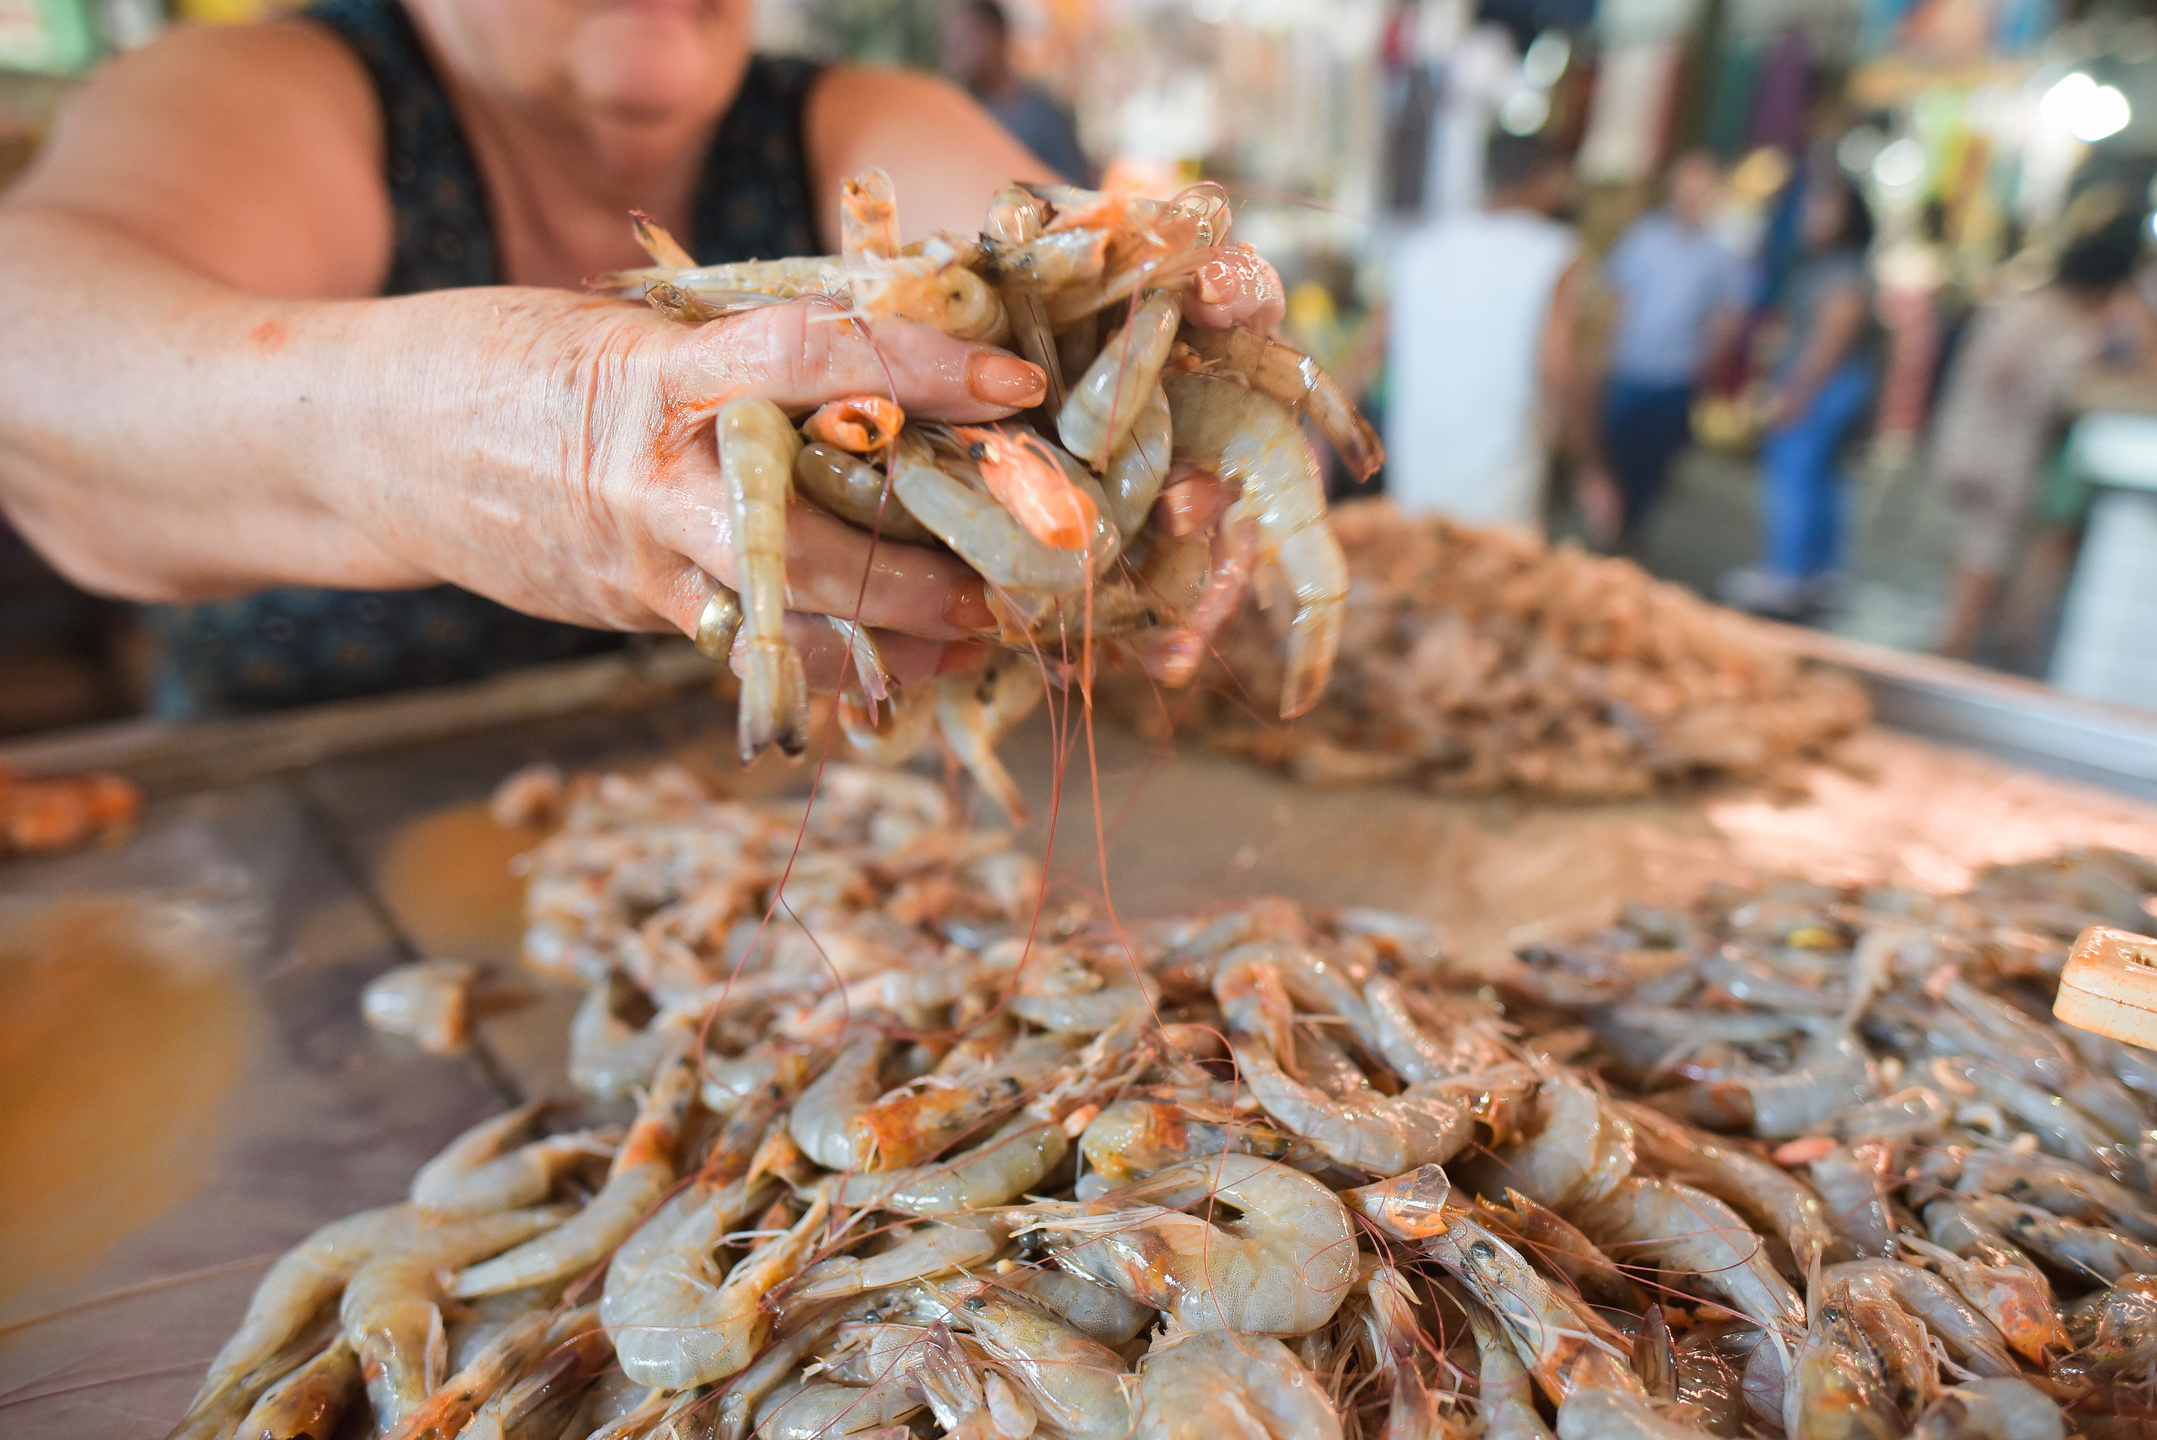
left=596, top=172, right=1377, bottom=805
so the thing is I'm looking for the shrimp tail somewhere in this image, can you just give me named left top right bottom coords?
left=739, top=636, right=810, bottom=760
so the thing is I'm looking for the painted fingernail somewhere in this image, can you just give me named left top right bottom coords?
left=965, top=351, right=1046, bottom=408
left=942, top=576, right=997, bottom=633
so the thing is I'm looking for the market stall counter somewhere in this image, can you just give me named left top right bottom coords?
left=4, top=644, right=2157, bottom=1437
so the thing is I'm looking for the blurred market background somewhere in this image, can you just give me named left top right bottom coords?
left=6, top=0, right=2157, bottom=732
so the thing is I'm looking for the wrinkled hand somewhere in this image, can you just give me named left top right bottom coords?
left=371, top=296, right=1047, bottom=691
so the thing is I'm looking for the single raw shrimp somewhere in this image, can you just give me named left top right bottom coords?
left=720, top=396, right=809, bottom=761
left=1424, top=1216, right=1641, bottom=1405
left=938, top=1277, right=1135, bottom=1440
left=936, top=653, right=1044, bottom=826
left=1899, top=1233, right=2067, bottom=1364
left=852, top=248, right=1009, bottom=344
left=1961, top=1195, right=2157, bottom=1284
left=380, top=1306, right=566, bottom=1440
left=890, top=435, right=1089, bottom=595
left=1077, top=1097, right=1293, bottom=1189
left=1342, top=1164, right=1455, bottom=1242
left=360, top=959, right=475, bottom=1054
left=1178, top=325, right=1384, bottom=482
left=172, top=1315, right=344, bottom=1440
left=1650, top=1019, right=1878, bottom=1139
left=804, top=396, right=906, bottom=454
left=791, top=1034, right=890, bottom=1171
left=755, top=1375, right=922, bottom=1439
left=1785, top=1272, right=1902, bottom=1440
left=452, top=1046, right=700, bottom=1297
left=927, top=1346, right=1040, bottom=1440
left=982, top=182, right=1069, bottom=412
left=409, top=1102, right=612, bottom=1216
left=1615, top=1098, right=1832, bottom=1276
left=183, top=1204, right=418, bottom=1422
left=1007, top=1266, right=1159, bottom=1346
left=1017, top=1152, right=1356, bottom=1334
left=951, top=423, right=1098, bottom=551
left=610, top=1190, right=830, bottom=1390
left=338, top=1205, right=570, bottom=1431
left=1164, top=372, right=1346, bottom=719
left=825, top=1114, right=1070, bottom=1216
left=1455, top=1073, right=1635, bottom=1214
left=838, top=682, right=937, bottom=765
left=1909, top=1378, right=2065, bottom=1440
left=1571, top=1178, right=1806, bottom=1335
left=1059, top=292, right=1183, bottom=465
left=2066, top=1274, right=2157, bottom=1388
left=790, top=1216, right=1009, bottom=1302
left=235, top=1338, right=358, bottom=1440
left=1134, top=1330, right=1342, bottom=1440
left=1476, top=1191, right=1647, bottom=1315
left=1466, top=1299, right=1557, bottom=1440
left=1809, top=1142, right=1898, bottom=1261
left=794, top=442, right=940, bottom=544
left=1826, top=1260, right=2018, bottom=1378
left=1554, top=1389, right=1724, bottom=1440
left=840, top=168, right=900, bottom=263
left=1140, top=517, right=1253, bottom=687
left=847, top=1031, right=1079, bottom=1169
left=1215, top=958, right=1472, bottom=1174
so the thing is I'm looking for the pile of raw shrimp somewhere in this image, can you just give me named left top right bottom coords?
left=178, top=764, right=2157, bottom=1440
left=1139, top=501, right=1869, bottom=800
left=595, top=172, right=1375, bottom=807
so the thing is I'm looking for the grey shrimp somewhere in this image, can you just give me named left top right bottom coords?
left=452, top=1047, right=700, bottom=1297
left=1164, top=372, right=1347, bottom=719
left=720, top=396, right=808, bottom=760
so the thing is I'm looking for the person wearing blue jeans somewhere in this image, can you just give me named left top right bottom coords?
left=1599, top=152, right=1747, bottom=537
left=1757, top=355, right=1876, bottom=583
left=1720, top=165, right=1877, bottom=618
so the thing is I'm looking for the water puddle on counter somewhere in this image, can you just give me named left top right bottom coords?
left=373, top=803, right=534, bottom=966
left=0, top=896, right=255, bottom=1308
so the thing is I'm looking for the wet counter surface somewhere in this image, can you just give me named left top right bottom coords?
left=7, top=692, right=2157, bottom=1436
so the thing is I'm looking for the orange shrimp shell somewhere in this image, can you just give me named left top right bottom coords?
left=802, top=397, right=906, bottom=454
left=954, top=426, right=1096, bottom=552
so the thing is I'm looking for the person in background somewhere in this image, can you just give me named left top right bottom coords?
left=940, top=0, right=1090, bottom=187
left=1599, top=150, right=1748, bottom=538
left=1930, top=209, right=2145, bottom=661
left=1382, top=132, right=1616, bottom=533
left=1719, top=167, right=1877, bottom=618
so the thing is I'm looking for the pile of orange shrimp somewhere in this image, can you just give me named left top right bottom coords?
left=593, top=172, right=1376, bottom=818
left=171, top=763, right=2157, bottom=1440
left=0, top=761, right=141, bottom=859
left=1138, top=501, right=1869, bottom=801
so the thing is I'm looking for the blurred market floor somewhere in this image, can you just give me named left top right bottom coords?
left=1626, top=444, right=1973, bottom=668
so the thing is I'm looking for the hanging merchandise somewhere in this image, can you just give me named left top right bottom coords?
left=0, top=0, right=98, bottom=72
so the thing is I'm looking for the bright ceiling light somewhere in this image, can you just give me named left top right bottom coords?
left=2041, top=72, right=2132, bottom=144
left=1498, top=89, right=1550, bottom=136
left=1523, top=31, right=1571, bottom=89
left=1872, top=138, right=1927, bottom=189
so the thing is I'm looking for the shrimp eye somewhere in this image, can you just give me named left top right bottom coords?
left=965, top=1296, right=988, bottom=1312
left=968, top=442, right=988, bottom=460
left=1467, top=1240, right=1496, bottom=1261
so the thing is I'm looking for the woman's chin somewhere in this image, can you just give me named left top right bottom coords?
left=570, top=11, right=747, bottom=122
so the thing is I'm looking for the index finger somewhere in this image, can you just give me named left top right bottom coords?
left=673, top=302, right=1047, bottom=420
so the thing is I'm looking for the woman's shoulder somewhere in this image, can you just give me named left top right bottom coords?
left=8, top=16, right=388, bottom=298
